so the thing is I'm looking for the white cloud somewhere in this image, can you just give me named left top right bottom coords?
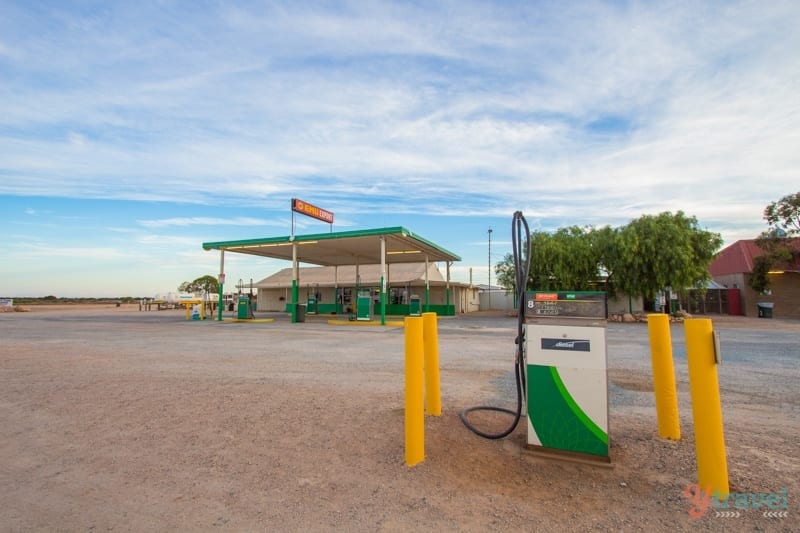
left=137, top=216, right=280, bottom=229
left=135, top=234, right=202, bottom=247
left=8, top=243, right=130, bottom=260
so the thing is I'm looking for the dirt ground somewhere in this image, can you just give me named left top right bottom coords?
left=1, top=305, right=797, bottom=531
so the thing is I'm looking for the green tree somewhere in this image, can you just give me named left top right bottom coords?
left=615, top=211, right=722, bottom=302
left=493, top=211, right=722, bottom=307
left=494, top=226, right=606, bottom=293
left=749, top=192, right=800, bottom=293
left=494, top=252, right=516, bottom=293
left=549, top=226, right=601, bottom=291
left=528, top=230, right=558, bottom=290
left=494, top=233, right=555, bottom=295
left=592, top=225, right=622, bottom=297
left=179, top=275, right=219, bottom=295
left=763, top=191, right=800, bottom=236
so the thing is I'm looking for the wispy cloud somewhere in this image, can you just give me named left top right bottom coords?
left=138, top=216, right=280, bottom=229
left=8, top=243, right=130, bottom=260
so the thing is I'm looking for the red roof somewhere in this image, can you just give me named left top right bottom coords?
left=710, top=238, right=800, bottom=275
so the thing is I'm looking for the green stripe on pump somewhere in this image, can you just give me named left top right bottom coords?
left=528, top=364, right=608, bottom=456
left=549, top=366, right=608, bottom=445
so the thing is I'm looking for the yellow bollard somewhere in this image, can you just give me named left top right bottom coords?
left=647, top=314, right=680, bottom=440
left=684, top=318, right=729, bottom=496
left=404, top=316, right=425, bottom=466
left=422, top=312, right=442, bottom=416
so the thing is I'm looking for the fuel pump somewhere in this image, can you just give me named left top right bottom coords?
left=461, top=211, right=610, bottom=463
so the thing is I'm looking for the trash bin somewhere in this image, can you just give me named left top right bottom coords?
left=296, top=303, right=307, bottom=322
left=757, top=302, right=773, bottom=318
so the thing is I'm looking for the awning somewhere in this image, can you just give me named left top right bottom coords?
left=202, top=226, right=461, bottom=266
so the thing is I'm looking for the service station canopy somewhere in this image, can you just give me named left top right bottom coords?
left=202, top=226, right=461, bottom=267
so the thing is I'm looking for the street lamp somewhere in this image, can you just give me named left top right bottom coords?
left=488, top=227, right=492, bottom=289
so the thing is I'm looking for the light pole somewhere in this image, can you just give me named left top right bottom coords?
left=488, top=227, right=492, bottom=289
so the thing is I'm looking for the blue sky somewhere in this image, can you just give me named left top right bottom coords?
left=1, top=1, right=798, bottom=297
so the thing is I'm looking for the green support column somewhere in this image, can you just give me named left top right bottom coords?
left=217, top=282, right=224, bottom=321
left=424, top=283, right=430, bottom=312
left=217, top=251, right=225, bottom=321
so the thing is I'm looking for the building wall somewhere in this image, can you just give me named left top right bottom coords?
left=607, top=293, right=645, bottom=315
left=712, top=273, right=748, bottom=314
left=712, top=272, right=800, bottom=318
left=459, top=286, right=481, bottom=313
left=258, top=287, right=292, bottom=312
left=256, top=284, right=474, bottom=314
left=480, top=290, right=515, bottom=311
left=762, top=272, right=800, bottom=319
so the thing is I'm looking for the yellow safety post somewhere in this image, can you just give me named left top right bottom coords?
left=404, top=316, right=425, bottom=466
left=647, top=314, right=680, bottom=440
left=684, top=318, right=729, bottom=496
left=422, top=312, right=442, bottom=416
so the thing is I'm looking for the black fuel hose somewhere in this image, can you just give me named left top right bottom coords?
left=460, top=211, right=531, bottom=439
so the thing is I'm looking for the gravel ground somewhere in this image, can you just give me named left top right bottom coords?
left=1, top=305, right=797, bottom=531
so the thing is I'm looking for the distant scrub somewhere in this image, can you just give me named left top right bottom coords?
left=6, top=297, right=142, bottom=305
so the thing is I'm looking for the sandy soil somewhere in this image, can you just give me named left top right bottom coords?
left=1, top=306, right=797, bottom=531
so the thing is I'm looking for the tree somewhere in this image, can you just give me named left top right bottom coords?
left=528, top=230, right=559, bottom=290
left=494, top=252, right=517, bottom=293
left=494, top=226, right=608, bottom=293
left=494, top=212, right=722, bottom=307
left=494, top=232, right=556, bottom=295
left=592, top=225, right=622, bottom=297
left=763, top=191, right=800, bottom=236
left=179, top=275, right=219, bottom=295
left=554, top=227, right=606, bottom=290
left=749, top=191, right=800, bottom=293
left=615, top=211, right=722, bottom=303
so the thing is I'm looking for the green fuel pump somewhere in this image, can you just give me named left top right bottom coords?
left=461, top=211, right=610, bottom=463
left=525, top=292, right=609, bottom=461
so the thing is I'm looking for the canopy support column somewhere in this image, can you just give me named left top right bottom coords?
left=292, top=241, right=299, bottom=323
left=217, top=250, right=225, bottom=321
left=355, top=258, right=360, bottom=319
left=424, top=256, right=430, bottom=312
left=446, top=261, right=451, bottom=316
left=334, top=266, right=340, bottom=315
left=380, top=237, right=386, bottom=325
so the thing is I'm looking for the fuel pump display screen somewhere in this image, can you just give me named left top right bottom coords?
left=526, top=291, right=606, bottom=319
